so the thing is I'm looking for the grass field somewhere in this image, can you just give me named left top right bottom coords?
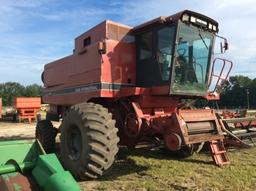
left=0, top=122, right=255, bottom=191
left=80, top=146, right=256, bottom=191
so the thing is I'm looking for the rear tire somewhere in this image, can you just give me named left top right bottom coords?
left=35, top=120, right=57, bottom=153
left=60, top=102, right=119, bottom=180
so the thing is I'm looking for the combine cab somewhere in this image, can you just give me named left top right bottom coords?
left=39, top=10, right=234, bottom=180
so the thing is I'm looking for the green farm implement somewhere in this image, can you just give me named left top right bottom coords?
left=0, top=140, right=81, bottom=191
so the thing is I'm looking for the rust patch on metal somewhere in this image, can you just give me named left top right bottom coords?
left=0, top=172, right=39, bottom=191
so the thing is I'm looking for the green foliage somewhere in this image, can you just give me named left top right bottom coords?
left=217, top=75, right=256, bottom=109
left=0, top=82, right=42, bottom=106
left=24, top=84, right=42, bottom=97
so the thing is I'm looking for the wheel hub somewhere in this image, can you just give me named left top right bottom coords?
left=164, top=133, right=182, bottom=151
left=67, top=125, right=82, bottom=160
left=124, top=113, right=141, bottom=138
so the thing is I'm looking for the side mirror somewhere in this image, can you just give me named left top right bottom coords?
left=98, top=40, right=106, bottom=54
left=215, top=35, right=229, bottom=54
left=220, top=39, right=229, bottom=54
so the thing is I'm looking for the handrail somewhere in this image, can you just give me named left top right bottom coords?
left=208, top=58, right=233, bottom=93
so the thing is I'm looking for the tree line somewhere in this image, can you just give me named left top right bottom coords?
left=216, top=75, right=256, bottom=109
left=0, top=82, right=42, bottom=106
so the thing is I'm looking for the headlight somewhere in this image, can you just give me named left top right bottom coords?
left=182, top=14, right=190, bottom=22
left=190, top=16, right=196, bottom=23
left=196, top=18, right=207, bottom=26
left=181, top=13, right=218, bottom=32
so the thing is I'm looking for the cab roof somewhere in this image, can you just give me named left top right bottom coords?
left=133, top=10, right=219, bottom=33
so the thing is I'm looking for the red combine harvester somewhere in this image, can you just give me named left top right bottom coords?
left=14, top=97, right=41, bottom=123
left=39, top=10, right=234, bottom=179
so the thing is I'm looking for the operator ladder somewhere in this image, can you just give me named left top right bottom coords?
left=209, top=139, right=230, bottom=166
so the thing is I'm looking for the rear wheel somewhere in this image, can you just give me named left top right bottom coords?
left=35, top=120, right=57, bottom=153
left=60, top=102, right=119, bottom=180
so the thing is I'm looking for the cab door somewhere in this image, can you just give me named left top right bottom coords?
left=136, top=25, right=176, bottom=87
left=136, top=30, right=159, bottom=87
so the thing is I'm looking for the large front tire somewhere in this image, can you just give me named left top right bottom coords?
left=60, top=103, right=119, bottom=180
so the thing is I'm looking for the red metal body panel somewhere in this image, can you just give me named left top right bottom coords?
left=116, top=96, right=224, bottom=148
left=43, top=20, right=136, bottom=105
left=74, top=21, right=107, bottom=54
left=128, top=100, right=223, bottom=143
left=44, top=55, right=74, bottom=87
left=44, top=91, right=100, bottom=106
left=43, top=86, right=172, bottom=106
left=101, top=39, right=136, bottom=84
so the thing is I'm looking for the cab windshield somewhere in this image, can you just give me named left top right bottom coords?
left=172, top=22, right=214, bottom=95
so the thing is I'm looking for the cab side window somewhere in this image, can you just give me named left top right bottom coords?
left=157, top=26, right=176, bottom=81
left=139, top=32, right=153, bottom=60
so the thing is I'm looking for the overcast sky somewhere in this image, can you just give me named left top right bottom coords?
left=0, top=0, right=255, bottom=85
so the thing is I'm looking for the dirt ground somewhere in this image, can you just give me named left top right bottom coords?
left=0, top=121, right=256, bottom=191
left=0, top=121, right=60, bottom=140
left=0, top=121, right=36, bottom=140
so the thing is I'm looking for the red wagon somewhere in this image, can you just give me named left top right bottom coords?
left=13, top=97, right=41, bottom=123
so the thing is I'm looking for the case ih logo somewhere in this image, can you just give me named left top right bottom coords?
left=43, top=83, right=134, bottom=96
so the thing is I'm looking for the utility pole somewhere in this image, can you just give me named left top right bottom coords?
left=246, top=89, right=250, bottom=109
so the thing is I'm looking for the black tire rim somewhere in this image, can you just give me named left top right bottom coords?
left=67, top=124, right=82, bottom=160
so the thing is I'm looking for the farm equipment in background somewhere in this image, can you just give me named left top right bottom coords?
left=13, top=97, right=41, bottom=123
left=220, top=110, right=256, bottom=147
left=0, top=97, right=41, bottom=123
left=0, top=140, right=80, bottom=191
left=38, top=10, right=235, bottom=180
left=0, top=107, right=17, bottom=122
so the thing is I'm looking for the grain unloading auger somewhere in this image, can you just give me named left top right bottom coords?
left=0, top=140, right=81, bottom=191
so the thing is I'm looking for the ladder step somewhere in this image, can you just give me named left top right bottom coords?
left=221, top=161, right=231, bottom=165
left=213, top=150, right=226, bottom=154
left=209, top=139, right=230, bottom=166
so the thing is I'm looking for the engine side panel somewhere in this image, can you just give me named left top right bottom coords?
left=101, top=39, right=136, bottom=85
left=42, top=20, right=136, bottom=105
